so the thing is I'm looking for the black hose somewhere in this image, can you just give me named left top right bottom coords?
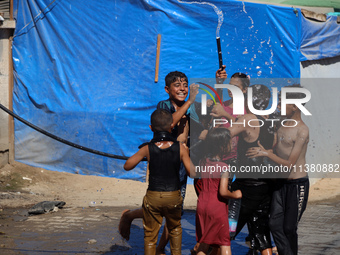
left=0, top=103, right=146, bottom=161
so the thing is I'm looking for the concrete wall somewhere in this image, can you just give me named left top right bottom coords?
left=0, top=20, right=15, bottom=168
left=300, top=56, right=340, bottom=184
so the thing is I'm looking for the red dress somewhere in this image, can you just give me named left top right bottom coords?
left=196, top=159, right=230, bottom=246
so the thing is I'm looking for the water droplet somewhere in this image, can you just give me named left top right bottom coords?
left=257, top=71, right=262, bottom=76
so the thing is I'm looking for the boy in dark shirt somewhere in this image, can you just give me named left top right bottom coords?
left=124, top=109, right=191, bottom=255
left=119, top=72, right=199, bottom=254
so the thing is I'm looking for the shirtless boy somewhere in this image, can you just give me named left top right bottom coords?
left=246, top=84, right=310, bottom=255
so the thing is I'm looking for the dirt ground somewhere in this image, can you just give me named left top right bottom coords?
left=0, top=162, right=339, bottom=254
left=1, top=161, right=340, bottom=210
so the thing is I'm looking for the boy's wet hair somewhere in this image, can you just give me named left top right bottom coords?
left=231, top=72, right=250, bottom=89
left=151, top=109, right=173, bottom=132
left=165, top=71, right=188, bottom=88
left=250, top=84, right=271, bottom=110
left=204, top=128, right=231, bottom=158
left=285, top=84, right=306, bottom=104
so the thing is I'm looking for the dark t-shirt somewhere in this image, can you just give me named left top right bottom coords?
left=148, top=141, right=181, bottom=191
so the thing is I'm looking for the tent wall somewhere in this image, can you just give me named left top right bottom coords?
left=11, top=0, right=340, bottom=181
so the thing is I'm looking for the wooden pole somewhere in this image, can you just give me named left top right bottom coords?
left=154, top=34, right=161, bottom=83
left=10, top=0, right=13, bottom=20
left=8, top=37, right=14, bottom=163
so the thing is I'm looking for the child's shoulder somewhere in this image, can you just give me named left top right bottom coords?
left=157, top=99, right=173, bottom=112
left=297, top=121, right=309, bottom=137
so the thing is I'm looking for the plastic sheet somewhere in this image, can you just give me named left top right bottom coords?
left=300, top=14, right=340, bottom=61
left=11, top=0, right=340, bottom=180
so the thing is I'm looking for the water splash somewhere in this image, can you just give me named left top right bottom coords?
left=248, top=16, right=254, bottom=29
left=177, top=0, right=224, bottom=38
left=242, top=2, right=247, bottom=14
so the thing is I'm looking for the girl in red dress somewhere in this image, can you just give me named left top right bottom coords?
left=195, top=128, right=242, bottom=255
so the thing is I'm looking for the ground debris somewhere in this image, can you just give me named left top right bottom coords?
left=87, top=239, right=97, bottom=244
left=28, top=201, right=66, bottom=215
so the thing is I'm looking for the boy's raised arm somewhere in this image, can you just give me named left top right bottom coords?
left=124, top=145, right=149, bottom=171
left=210, top=103, right=237, bottom=123
left=171, top=83, right=199, bottom=127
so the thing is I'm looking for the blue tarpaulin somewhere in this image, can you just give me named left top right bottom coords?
left=300, top=14, right=340, bottom=61
left=12, top=0, right=340, bottom=181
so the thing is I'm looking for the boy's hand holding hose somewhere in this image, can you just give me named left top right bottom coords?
left=215, top=65, right=227, bottom=84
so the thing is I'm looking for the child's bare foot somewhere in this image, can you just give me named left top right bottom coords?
left=119, top=209, right=131, bottom=240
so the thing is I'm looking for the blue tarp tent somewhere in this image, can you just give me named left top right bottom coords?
left=12, top=0, right=340, bottom=181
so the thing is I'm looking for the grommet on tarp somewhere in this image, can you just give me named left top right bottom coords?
left=293, top=7, right=298, bottom=17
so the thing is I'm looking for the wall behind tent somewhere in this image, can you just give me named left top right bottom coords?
left=12, top=0, right=308, bottom=180
left=300, top=56, right=340, bottom=182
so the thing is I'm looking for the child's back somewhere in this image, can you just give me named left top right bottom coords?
left=196, top=158, right=230, bottom=246
left=195, top=128, right=242, bottom=255
left=148, top=140, right=181, bottom=191
left=124, top=109, right=191, bottom=255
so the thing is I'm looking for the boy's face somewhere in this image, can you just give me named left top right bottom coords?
left=165, top=77, right=188, bottom=103
left=278, top=98, right=295, bottom=117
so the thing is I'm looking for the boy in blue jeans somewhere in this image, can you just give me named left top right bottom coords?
left=124, top=109, right=192, bottom=255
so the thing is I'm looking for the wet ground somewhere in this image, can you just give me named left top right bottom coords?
left=0, top=198, right=339, bottom=255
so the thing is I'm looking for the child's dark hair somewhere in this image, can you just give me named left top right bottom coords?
left=165, top=71, right=188, bottom=87
left=231, top=72, right=250, bottom=90
left=203, top=128, right=231, bottom=159
left=285, top=84, right=306, bottom=104
left=151, top=109, right=173, bottom=132
left=250, top=84, right=271, bottom=110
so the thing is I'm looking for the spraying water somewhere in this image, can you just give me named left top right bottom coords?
left=177, top=0, right=224, bottom=38
left=177, top=1, right=224, bottom=68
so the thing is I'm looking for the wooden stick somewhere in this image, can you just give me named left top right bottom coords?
left=10, top=0, right=13, bottom=20
left=154, top=34, right=161, bottom=83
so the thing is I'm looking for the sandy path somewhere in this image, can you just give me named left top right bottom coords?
left=1, top=162, right=339, bottom=209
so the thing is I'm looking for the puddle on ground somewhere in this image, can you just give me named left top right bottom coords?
left=1, top=203, right=338, bottom=254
